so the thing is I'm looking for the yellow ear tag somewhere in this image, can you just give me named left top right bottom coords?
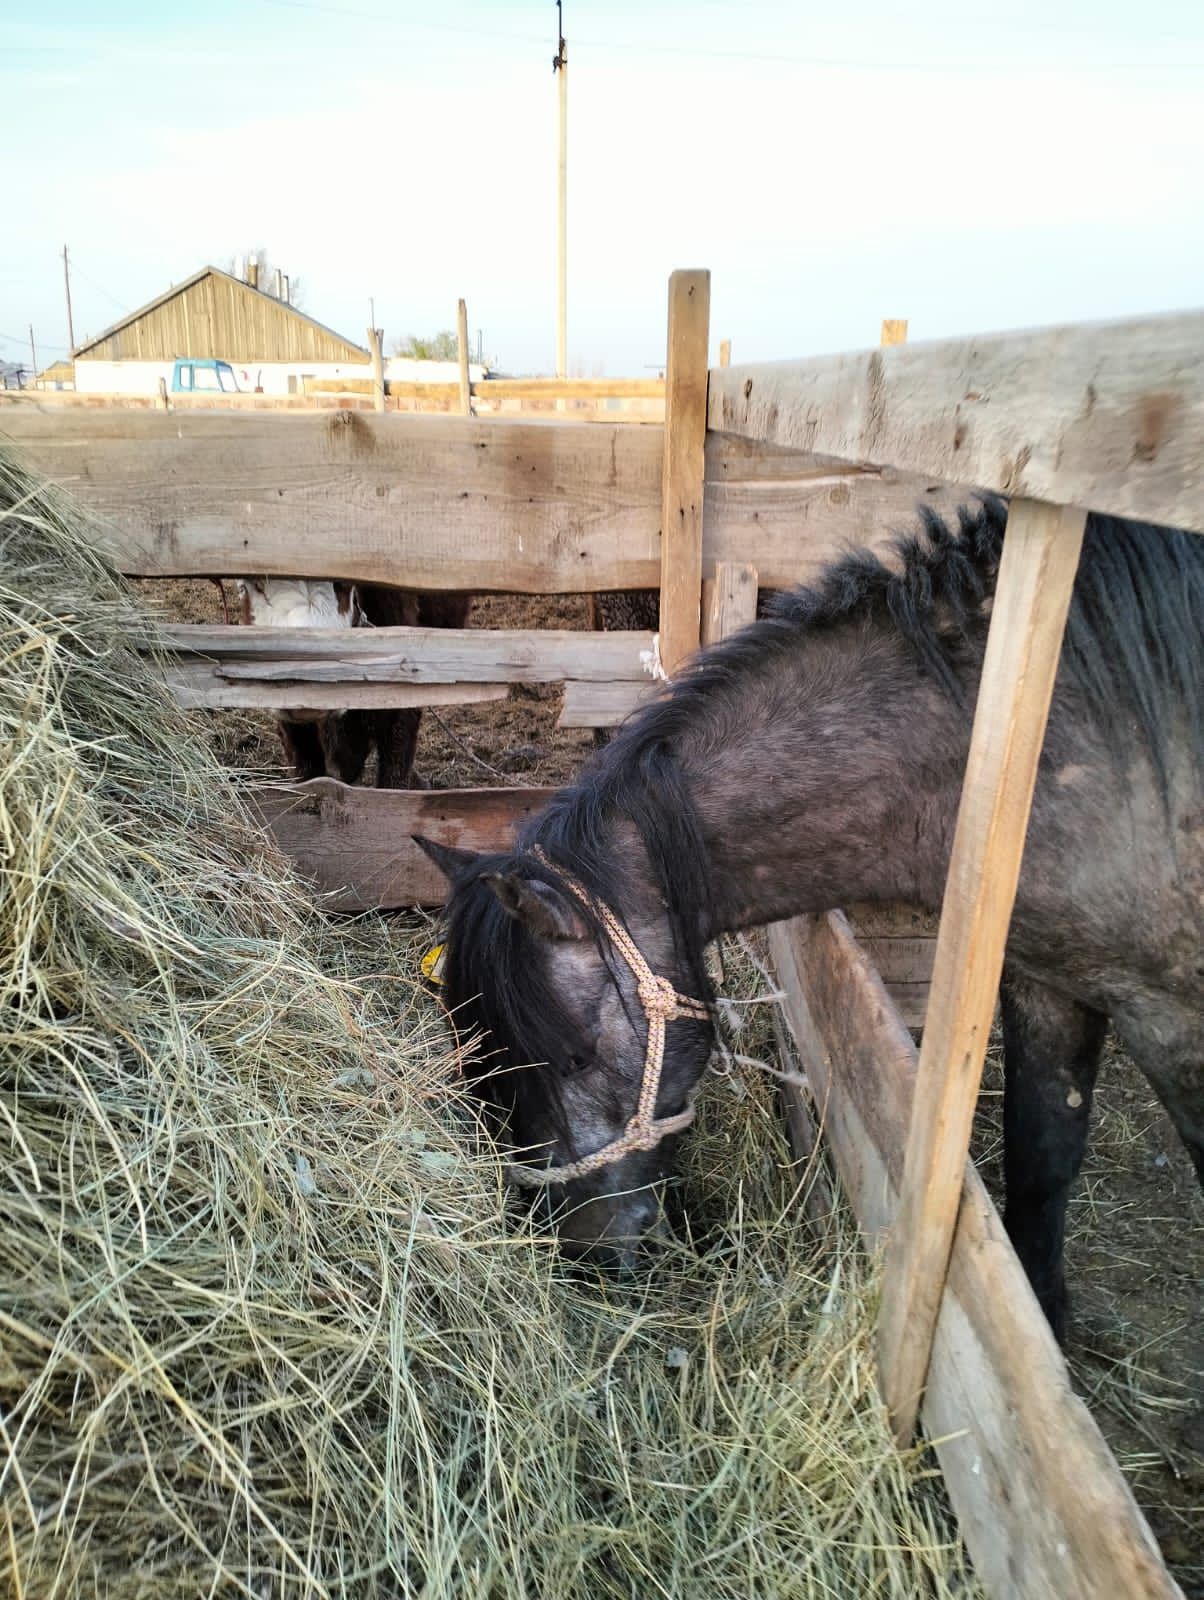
left=420, top=944, right=446, bottom=986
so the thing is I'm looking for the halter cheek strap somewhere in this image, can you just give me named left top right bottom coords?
left=505, top=849, right=711, bottom=1189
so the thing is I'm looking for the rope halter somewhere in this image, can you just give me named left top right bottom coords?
left=505, top=849, right=711, bottom=1189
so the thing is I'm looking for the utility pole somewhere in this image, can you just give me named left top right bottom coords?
left=62, top=244, right=76, bottom=355
left=553, top=0, right=567, bottom=378
left=28, top=324, right=38, bottom=383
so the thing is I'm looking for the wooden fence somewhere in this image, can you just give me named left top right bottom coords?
left=0, top=374, right=667, bottom=422
left=3, top=272, right=1200, bottom=1600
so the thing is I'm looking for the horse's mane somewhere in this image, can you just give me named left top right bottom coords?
left=445, top=495, right=1202, bottom=1118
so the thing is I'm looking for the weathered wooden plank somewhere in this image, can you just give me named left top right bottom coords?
left=767, top=913, right=1180, bottom=1600
left=456, top=300, right=471, bottom=416
left=703, top=472, right=967, bottom=587
left=154, top=624, right=655, bottom=682
left=879, top=499, right=1088, bottom=1442
left=708, top=309, right=1204, bottom=531
left=0, top=410, right=666, bottom=593
left=658, top=271, right=710, bottom=671
left=477, top=378, right=665, bottom=400
left=1, top=408, right=977, bottom=592
left=556, top=679, right=660, bottom=728
left=701, top=561, right=757, bottom=646
left=250, top=781, right=552, bottom=909
left=165, top=668, right=507, bottom=713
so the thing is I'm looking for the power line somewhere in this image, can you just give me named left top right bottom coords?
left=254, top=0, right=1204, bottom=72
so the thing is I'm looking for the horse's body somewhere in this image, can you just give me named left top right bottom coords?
left=421, top=498, right=1202, bottom=1337
left=239, top=580, right=470, bottom=786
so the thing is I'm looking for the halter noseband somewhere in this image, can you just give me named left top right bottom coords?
left=505, top=849, right=711, bottom=1189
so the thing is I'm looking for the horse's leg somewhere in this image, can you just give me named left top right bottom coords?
left=373, top=709, right=422, bottom=789
left=319, top=711, right=372, bottom=786
left=278, top=718, right=326, bottom=781
left=1111, top=1001, right=1204, bottom=1187
left=1000, top=970, right=1107, bottom=1341
left=365, top=593, right=468, bottom=787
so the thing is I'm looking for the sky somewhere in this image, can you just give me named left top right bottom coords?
left=2, top=0, right=1202, bottom=375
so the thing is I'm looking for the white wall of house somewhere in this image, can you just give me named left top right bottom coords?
left=75, top=357, right=487, bottom=396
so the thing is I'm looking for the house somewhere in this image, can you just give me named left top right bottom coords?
left=36, top=359, right=76, bottom=390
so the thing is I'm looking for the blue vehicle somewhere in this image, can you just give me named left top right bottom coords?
left=171, top=358, right=241, bottom=394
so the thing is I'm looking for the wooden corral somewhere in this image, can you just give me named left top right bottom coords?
left=3, top=272, right=1200, bottom=1600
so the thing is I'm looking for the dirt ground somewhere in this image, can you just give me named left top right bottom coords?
left=142, top=577, right=1203, bottom=1593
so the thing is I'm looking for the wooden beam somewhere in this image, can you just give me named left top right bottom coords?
left=457, top=300, right=471, bottom=416
left=701, top=560, right=757, bottom=646
left=557, top=679, right=660, bottom=728
left=878, top=499, right=1088, bottom=1442
left=163, top=670, right=507, bottom=712
left=2, top=408, right=974, bottom=593
left=366, top=327, right=385, bottom=413
left=473, top=377, right=664, bottom=401
left=0, top=411, right=665, bottom=593
left=658, top=271, right=711, bottom=672
left=155, top=625, right=655, bottom=682
left=718, top=339, right=731, bottom=369
left=767, top=913, right=1180, bottom=1600
left=708, top=309, right=1204, bottom=531
left=880, top=318, right=908, bottom=347
left=251, top=781, right=551, bottom=909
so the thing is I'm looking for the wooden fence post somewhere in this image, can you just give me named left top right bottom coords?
left=457, top=299, right=471, bottom=416
left=701, top=560, right=756, bottom=646
left=878, top=497, right=1088, bottom=1442
left=880, top=318, right=908, bottom=346
left=367, top=328, right=385, bottom=412
left=658, top=269, right=711, bottom=674
left=718, top=338, right=731, bottom=368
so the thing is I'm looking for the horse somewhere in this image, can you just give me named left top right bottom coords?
left=238, top=579, right=470, bottom=786
left=417, top=496, right=1203, bottom=1340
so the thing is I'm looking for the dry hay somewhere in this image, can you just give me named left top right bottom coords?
left=0, top=449, right=979, bottom=1599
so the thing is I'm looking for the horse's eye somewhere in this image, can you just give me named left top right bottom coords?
left=562, top=1051, right=592, bottom=1077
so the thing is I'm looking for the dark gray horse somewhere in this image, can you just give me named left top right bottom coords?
left=419, top=497, right=1202, bottom=1339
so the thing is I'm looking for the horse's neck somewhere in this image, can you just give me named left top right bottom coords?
left=677, top=632, right=967, bottom=935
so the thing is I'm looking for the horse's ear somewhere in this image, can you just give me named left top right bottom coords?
left=482, top=872, right=588, bottom=941
left=412, top=836, right=480, bottom=883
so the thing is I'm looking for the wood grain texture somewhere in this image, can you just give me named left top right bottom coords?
left=164, top=669, right=507, bottom=712
left=878, top=499, right=1088, bottom=1442
left=556, top=679, right=660, bottom=728
left=658, top=271, right=711, bottom=670
left=2, top=407, right=975, bottom=592
left=456, top=300, right=471, bottom=416
left=367, top=327, right=385, bottom=413
left=767, top=913, right=1180, bottom=1600
left=0, top=410, right=666, bottom=593
left=701, top=561, right=758, bottom=646
left=709, top=310, right=1204, bottom=531
left=155, top=624, right=655, bottom=682
left=250, top=781, right=552, bottom=909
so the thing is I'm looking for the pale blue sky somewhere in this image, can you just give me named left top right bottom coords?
left=3, top=0, right=1202, bottom=373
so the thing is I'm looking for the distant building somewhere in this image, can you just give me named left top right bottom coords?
left=37, top=359, right=76, bottom=390
left=72, top=265, right=374, bottom=396
left=71, top=265, right=487, bottom=399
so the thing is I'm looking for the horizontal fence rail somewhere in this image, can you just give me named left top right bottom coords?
left=1, top=407, right=967, bottom=592
left=708, top=309, right=1204, bottom=533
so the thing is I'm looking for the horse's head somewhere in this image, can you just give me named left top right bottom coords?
left=416, top=837, right=715, bottom=1270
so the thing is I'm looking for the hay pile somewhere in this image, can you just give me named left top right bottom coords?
left=0, top=451, right=979, bottom=1599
